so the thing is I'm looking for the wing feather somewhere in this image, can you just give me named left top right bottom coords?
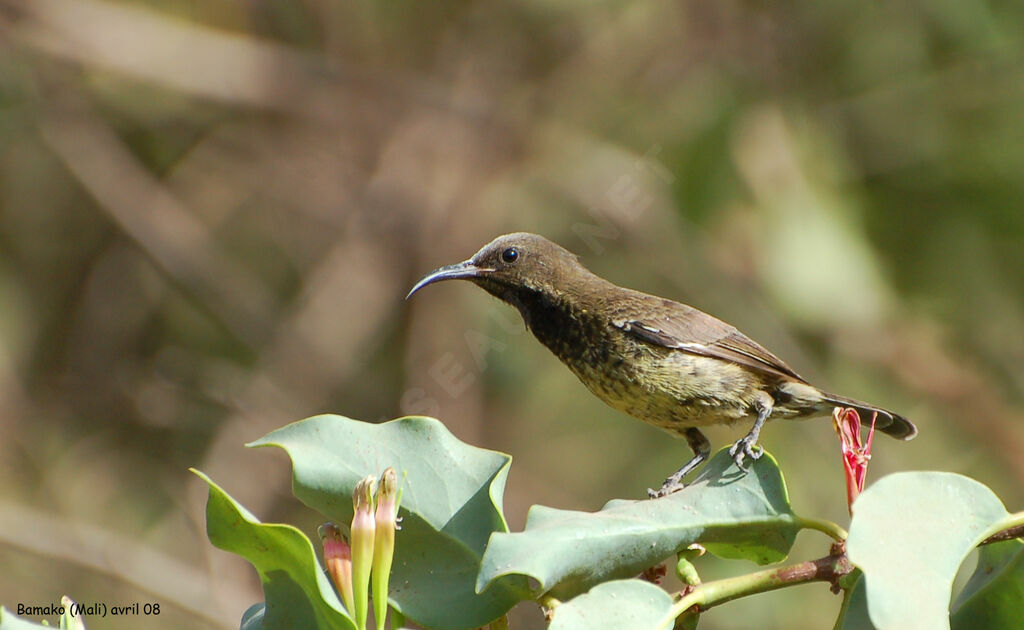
left=610, top=295, right=806, bottom=382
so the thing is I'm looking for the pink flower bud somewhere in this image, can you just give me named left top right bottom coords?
left=318, top=523, right=355, bottom=615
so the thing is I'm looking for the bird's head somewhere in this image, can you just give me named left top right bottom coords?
left=407, top=232, right=591, bottom=305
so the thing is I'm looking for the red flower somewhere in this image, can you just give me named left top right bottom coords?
left=832, top=407, right=875, bottom=514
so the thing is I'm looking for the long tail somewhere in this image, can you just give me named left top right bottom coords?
left=821, top=393, right=917, bottom=440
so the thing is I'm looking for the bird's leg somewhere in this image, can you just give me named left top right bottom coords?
left=729, top=397, right=773, bottom=471
left=648, top=428, right=711, bottom=499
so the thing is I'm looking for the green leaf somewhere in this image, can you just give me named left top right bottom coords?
left=834, top=571, right=876, bottom=630
left=193, top=470, right=354, bottom=630
left=548, top=580, right=674, bottom=630
left=0, top=608, right=50, bottom=630
left=951, top=539, right=1024, bottom=629
left=249, top=415, right=530, bottom=630
left=478, top=448, right=804, bottom=600
left=846, top=472, right=1012, bottom=630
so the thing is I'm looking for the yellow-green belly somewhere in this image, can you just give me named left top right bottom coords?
left=566, top=346, right=764, bottom=434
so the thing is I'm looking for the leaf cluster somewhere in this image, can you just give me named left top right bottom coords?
left=4, top=415, right=1021, bottom=630
left=197, top=416, right=1024, bottom=630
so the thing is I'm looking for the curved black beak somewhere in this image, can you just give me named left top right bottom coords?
left=406, top=260, right=492, bottom=299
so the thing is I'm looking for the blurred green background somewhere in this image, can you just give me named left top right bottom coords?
left=1, top=0, right=1022, bottom=628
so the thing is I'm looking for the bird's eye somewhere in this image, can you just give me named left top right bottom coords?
left=500, top=247, right=519, bottom=264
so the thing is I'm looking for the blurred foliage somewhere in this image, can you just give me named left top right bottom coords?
left=0, top=0, right=1022, bottom=628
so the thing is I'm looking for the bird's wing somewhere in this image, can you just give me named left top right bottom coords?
left=610, top=297, right=807, bottom=382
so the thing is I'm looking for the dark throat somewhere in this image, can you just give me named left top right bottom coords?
left=498, top=285, right=613, bottom=368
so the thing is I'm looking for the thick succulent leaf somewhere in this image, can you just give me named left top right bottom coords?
left=0, top=609, right=50, bottom=630
left=846, top=472, right=1013, bottom=630
left=250, top=415, right=510, bottom=555
left=380, top=511, right=531, bottom=628
left=951, top=539, right=1024, bottom=629
left=478, top=449, right=803, bottom=600
left=548, top=580, right=674, bottom=630
left=195, top=470, right=354, bottom=630
left=249, top=415, right=530, bottom=629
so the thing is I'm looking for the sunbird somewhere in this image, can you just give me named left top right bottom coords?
left=408, top=233, right=916, bottom=497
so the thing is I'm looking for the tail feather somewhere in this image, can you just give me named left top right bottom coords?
left=822, top=393, right=917, bottom=441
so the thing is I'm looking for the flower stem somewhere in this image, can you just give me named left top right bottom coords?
left=797, top=517, right=848, bottom=541
left=669, top=547, right=852, bottom=618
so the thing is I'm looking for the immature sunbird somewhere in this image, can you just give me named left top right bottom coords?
left=408, top=233, right=916, bottom=497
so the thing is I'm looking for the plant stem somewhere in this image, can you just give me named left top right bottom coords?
left=665, top=512, right=1023, bottom=622
left=797, top=517, right=848, bottom=541
left=669, top=545, right=852, bottom=618
left=980, top=511, right=1024, bottom=546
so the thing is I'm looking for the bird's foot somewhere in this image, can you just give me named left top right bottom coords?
left=647, top=469, right=690, bottom=498
left=647, top=441, right=708, bottom=498
left=728, top=436, right=763, bottom=472
left=647, top=480, right=686, bottom=499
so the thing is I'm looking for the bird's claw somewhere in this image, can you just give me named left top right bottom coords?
left=647, top=480, right=686, bottom=499
left=729, top=438, right=763, bottom=471
left=651, top=483, right=684, bottom=497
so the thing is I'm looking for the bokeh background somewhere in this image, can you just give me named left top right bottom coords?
left=1, top=0, right=1023, bottom=628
